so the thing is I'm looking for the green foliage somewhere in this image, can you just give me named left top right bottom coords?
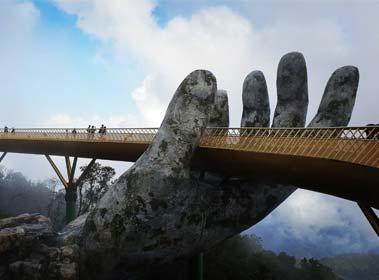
left=205, top=234, right=342, bottom=280
left=299, top=258, right=340, bottom=280
left=0, top=163, right=115, bottom=230
left=0, top=166, right=55, bottom=218
left=321, top=253, right=379, bottom=280
left=77, top=163, right=116, bottom=216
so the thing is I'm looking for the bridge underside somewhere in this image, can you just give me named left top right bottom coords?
left=195, top=148, right=379, bottom=209
left=1, top=138, right=378, bottom=209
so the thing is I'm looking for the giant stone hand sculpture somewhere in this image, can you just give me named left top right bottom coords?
left=59, top=52, right=358, bottom=277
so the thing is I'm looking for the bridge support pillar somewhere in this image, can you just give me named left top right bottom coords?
left=0, top=152, right=7, bottom=163
left=65, top=186, right=78, bottom=223
left=193, top=253, right=204, bottom=280
left=45, top=155, right=96, bottom=223
left=358, top=203, right=379, bottom=237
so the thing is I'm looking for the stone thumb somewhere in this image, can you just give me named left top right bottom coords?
left=137, top=69, right=217, bottom=173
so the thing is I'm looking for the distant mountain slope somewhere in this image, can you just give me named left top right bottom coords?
left=321, top=253, right=379, bottom=280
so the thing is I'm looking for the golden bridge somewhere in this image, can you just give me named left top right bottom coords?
left=0, top=126, right=378, bottom=235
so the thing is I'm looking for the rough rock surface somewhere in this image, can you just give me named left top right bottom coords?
left=0, top=52, right=360, bottom=279
left=209, top=89, right=229, bottom=127
left=0, top=213, right=79, bottom=280
left=79, top=70, right=218, bottom=272
left=223, top=54, right=359, bottom=237
left=309, top=66, right=359, bottom=127
left=241, top=70, right=270, bottom=127
left=272, top=52, right=308, bottom=127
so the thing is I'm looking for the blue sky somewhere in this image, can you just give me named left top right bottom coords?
left=2, top=0, right=377, bottom=128
left=1, top=0, right=143, bottom=127
left=0, top=0, right=379, bottom=257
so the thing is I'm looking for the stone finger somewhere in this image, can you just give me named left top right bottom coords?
left=272, top=52, right=308, bottom=128
left=241, top=70, right=270, bottom=127
left=208, top=89, right=229, bottom=128
left=308, top=66, right=359, bottom=127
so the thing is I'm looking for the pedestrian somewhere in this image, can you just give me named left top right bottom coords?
left=365, top=124, right=379, bottom=139
left=4, top=126, right=8, bottom=133
left=99, top=124, right=104, bottom=134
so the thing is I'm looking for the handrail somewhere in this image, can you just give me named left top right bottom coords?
left=0, top=126, right=378, bottom=169
left=2, top=126, right=379, bottom=136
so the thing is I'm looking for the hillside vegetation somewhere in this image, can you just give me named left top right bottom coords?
left=321, top=253, right=379, bottom=280
left=205, top=234, right=343, bottom=280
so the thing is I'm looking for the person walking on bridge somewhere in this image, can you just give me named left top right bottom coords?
left=99, top=124, right=107, bottom=135
left=365, top=124, right=379, bottom=139
left=99, top=124, right=104, bottom=134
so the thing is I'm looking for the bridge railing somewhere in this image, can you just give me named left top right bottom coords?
left=203, top=126, right=379, bottom=140
left=201, top=126, right=379, bottom=169
left=1, top=126, right=377, bottom=139
left=0, top=126, right=378, bottom=168
left=0, top=128, right=159, bottom=143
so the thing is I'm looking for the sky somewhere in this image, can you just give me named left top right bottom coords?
left=0, top=0, right=378, bottom=256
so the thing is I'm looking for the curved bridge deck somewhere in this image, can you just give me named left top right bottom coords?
left=0, top=126, right=378, bottom=209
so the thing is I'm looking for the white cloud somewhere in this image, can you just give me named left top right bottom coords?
left=0, top=0, right=40, bottom=114
left=131, top=75, right=167, bottom=126
left=0, top=0, right=39, bottom=40
left=52, top=0, right=363, bottom=128
left=269, top=190, right=351, bottom=240
left=46, top=112, right=151, bottom=128
left=249, top=189, right=379, bottom=256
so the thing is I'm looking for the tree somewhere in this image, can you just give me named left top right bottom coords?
left=204, top=235, right=342, bottom=280
left=0, top=165, right=5, bottom=181
left=0, top=169, right=54, bottom=218
left=77, top=163, right=115, bottom=216
left=46, top=178, right=66, bottom=231
left=299, top=258, right=341, bottom=280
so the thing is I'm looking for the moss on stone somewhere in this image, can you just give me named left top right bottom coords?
left=110, top=214, right=124, bottom=243
left=159, top=140, right=168, bottom=153
left=143, top=241, right=159, bottom=251
left=150, top=198, right=168, bottom=211
left=83, top=219, right=97, bottom=235
left=265, top=195, right=278, bottom=210
left=187, top=213, right=202, bottom=225
left=136, top=196, right=146, bottom=209
left=100, top=208, right=107, bottom=219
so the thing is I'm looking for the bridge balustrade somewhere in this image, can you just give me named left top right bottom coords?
left=201, top=127, right=379, bottom=169
left=0, top=126, right=378, bottom=169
